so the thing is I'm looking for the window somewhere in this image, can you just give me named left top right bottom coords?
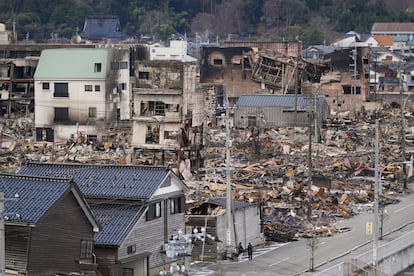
left=89, top=107, right=97, bottom=118
left=146, top=201, right=162, bottom=221
left=80, top=240, right=94, bottom=259
left=94, top=63, right=102, bottom=72
left=95, top=85, right=100, bottom=92
left=42, top=82, right=50, bottom=90
left=213, top=59, right=223, bottom=65
left=54, top=107, right=69, bottom=122
left=170, top=196, right=185, bottom=214
left=139, top=71, right=150, bottom=79
left=127, top=244, right=136, bottom=254
left=54, top=83, right=68, bottom=97
left=120, top=61, right=128, bottom=69
left=111, top=61, right=128, bottom=70
left=165, top=131, right=177, bottom=139
left=248, top=116, right=257, bottom=127
left=111, top=62, right=119, bottom=70
left=118, top=83, right=127, bottom=90
left=84, top=85, right=93, bottom=92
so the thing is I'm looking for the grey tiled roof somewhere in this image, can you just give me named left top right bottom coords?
left=18, top=162, right=171, bottom=200
left=236, top=94, right=326, bottom=109
left=80, top=16, right=128, bottom=41
left=92, top=203, right=145, bottom=246
left=0, top=173, right=72, bottom=224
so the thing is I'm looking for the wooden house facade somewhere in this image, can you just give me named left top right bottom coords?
left=0, top=173, right=99, bottom=276
left=18, top=163, right=188, bottom=276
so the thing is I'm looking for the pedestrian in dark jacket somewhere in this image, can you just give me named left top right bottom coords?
left=238, top=242, right=244, bottom=262
left=247, top=242, right=253, bottom=260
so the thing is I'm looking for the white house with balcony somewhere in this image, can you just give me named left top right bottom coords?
left=34, top=47, right=130, bottom=142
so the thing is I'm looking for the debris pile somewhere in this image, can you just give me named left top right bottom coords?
left=186, top=106, right=410, bottom=242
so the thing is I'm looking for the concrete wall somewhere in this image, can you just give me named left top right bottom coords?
left=316, top=229, right=414, bottom=276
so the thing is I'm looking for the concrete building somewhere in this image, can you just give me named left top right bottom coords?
left=34, top=47, right=130, bottom=142
left=131, top=43, right=203, bottom=170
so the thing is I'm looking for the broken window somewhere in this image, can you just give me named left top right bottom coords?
left=142, top=101, right=166, bottom=116
left=94, top=63, right=102, bottom=72
left=54, top=83, right=68, bottom=97
left=213, top=59, right=223, bottom=65
left=138, top=71, right=150, bottom=79
left=42, top=82, right=50, bottom=90
left=84, top=85, right=93, bottom=92
left=54, top=107, right=69, bottom=122
left=88, top=107, right=97, bottom=118
left=342, top=85, right=361, bottom=94
left=165, top=131, right=177, bottom=139
left=146, top=125, right=160, bottom=144
left=118, top=83, right=127, bottom=90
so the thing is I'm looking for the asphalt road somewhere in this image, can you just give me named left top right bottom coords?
left=202, top=184, right=414, bottom=276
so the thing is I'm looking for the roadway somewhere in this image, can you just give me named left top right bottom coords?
left=198, top=183, right=414, bottom=276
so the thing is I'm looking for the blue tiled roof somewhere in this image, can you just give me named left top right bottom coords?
left=236, top=94, right=326, bottom=109
left=92, top=203, right=145, bottom=246
left=0, top=174, right=72, bottom=224
left=80, top=16, right=128, bottom=41
left=18, top=162, right=171, bottom=200
left=208, top=197, right=254, bottom=210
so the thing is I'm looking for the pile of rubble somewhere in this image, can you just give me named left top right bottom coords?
left=0, top=103, right=412, bottom=242
left=185, top=105, right=411, bottom=242
left=0, top=117, right=134, bottom=173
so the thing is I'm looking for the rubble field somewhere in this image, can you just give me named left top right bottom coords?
left=0, top=103, right=413, bottom=241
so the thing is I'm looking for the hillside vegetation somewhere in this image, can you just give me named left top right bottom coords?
left=0, top=0, right=413, bottom=46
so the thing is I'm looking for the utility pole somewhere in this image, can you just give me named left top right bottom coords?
left=307, top=111, right=313, bottom=222
left=224, top=95, right=234, bottom=257
left=400, top=65, right=407, bottom=189
left=0, top=192, right=4, bottom=276
left=373, top=119, right=380, bottom=268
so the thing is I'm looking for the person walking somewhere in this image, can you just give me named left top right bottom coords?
left=247, top=242, right=253, bottom=261
left=238, top=242, right=244, bottom=262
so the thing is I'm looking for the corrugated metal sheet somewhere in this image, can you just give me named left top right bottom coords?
left=372, top=22, right=414, bottom=33
left=19, top=162, right=171, bottom=200
left=236, top=94, right=323, bottom=109
left=234, top=94, right=330, bottom=128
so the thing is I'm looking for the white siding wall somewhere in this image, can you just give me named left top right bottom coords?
left=34, top=79, right=107, bottom=127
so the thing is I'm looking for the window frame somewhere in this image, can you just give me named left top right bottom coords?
left=53, top=82, right=68, bottom=97
left=94, top=85, right=101, bottom=92
left=94, top=63, right=102, bottom=72
left=88, top=107, right=97, bottom=118
left=84, top=85, right=93, bottom=92
left=80, top=240, right=94, bottom=259
left=42, top=82, right=50, bottom=90
left=170, top=196, right=185, bottom=214
left=146, top=201, right=162, bottom=221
